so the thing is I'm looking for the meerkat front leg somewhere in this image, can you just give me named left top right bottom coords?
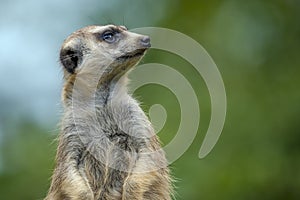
left=122, top=157, right=171, bottom=200
left=45, top=163, right=94, bottom=200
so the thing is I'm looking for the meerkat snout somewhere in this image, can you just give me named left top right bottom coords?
left=140, top=36, right=150, bottom=47
left=59, top=25, right=151, bottom=80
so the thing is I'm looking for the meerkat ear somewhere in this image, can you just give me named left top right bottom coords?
left=60, top=47, right=83, bottom=74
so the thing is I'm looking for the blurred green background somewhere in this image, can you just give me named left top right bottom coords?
left=0, top=0, right=299, bottom=199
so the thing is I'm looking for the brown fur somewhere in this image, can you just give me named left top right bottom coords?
left=45, top=25, right=172, bottom=200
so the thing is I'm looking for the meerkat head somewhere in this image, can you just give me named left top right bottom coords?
left=59, top=25, right=150, bottom=82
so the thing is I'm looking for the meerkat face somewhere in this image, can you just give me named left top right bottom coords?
left=59, top=25, right=150, bottom=80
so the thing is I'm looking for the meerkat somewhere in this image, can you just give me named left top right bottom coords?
left=45, top=25, right=172, bottom=200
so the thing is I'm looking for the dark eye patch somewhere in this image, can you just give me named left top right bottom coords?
left=101, top=31, right=115, bottom=43
left=98, top=28, right=121, bottom=43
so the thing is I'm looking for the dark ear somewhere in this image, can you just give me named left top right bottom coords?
left=60, top=47, right=83, bottom=74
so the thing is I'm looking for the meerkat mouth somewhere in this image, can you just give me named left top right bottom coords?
left=117, top=49, right=147, bottom=61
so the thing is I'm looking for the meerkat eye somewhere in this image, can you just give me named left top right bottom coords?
left=102, top=31, right=116, bottom=43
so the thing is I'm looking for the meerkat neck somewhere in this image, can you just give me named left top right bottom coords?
left=62, top=71, right=130, bottom=108
left=96, top=74, right=130, bottom=105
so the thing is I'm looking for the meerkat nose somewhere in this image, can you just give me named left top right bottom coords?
left=140, top=36, right=151, bottom=48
